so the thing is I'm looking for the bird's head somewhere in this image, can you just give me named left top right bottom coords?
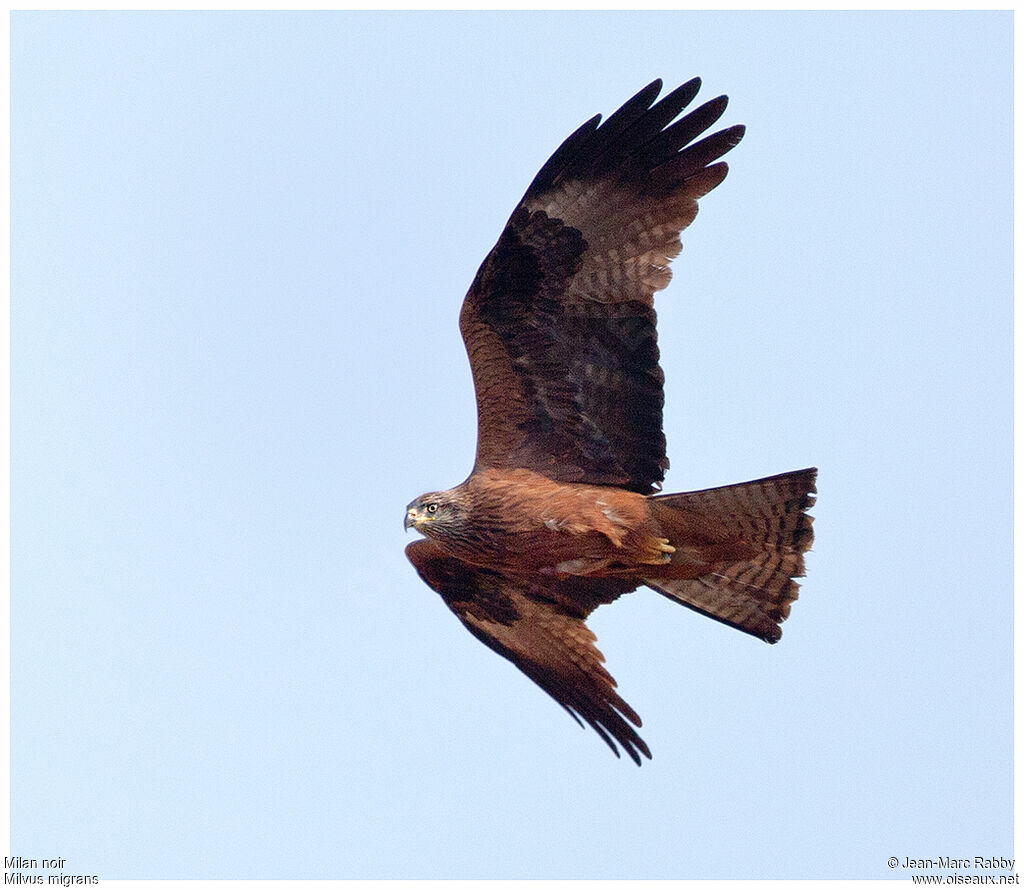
left=404, top=490, right=465, bottom=537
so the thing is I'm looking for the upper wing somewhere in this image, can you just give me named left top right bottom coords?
left=406, top=539, right=649, bottom=764
left=460, top=79, right=744, bottom=493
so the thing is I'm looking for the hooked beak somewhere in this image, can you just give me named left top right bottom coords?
left=404, top=508, right=418, bottom=532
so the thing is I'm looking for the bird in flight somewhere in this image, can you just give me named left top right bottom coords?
left=404, top=78, right=816, bottom=764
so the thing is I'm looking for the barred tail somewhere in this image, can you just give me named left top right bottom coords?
left=643, top=468, right=817, bottom=643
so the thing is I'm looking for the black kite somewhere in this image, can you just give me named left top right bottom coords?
left=405, top=79, right=816, bottom=764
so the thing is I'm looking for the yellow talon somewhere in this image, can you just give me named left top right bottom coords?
left=639, top=537, right=675, bottom=565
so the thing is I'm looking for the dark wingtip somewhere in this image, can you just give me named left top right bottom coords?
left=603, top=79, right=665, bottom=132
left=632, top=740, right=652, bottom=766
left=640, top=77, right=664, bottom=98
left=663, top=77, right=702, bottom=111
left=703, top=94, right=731, bottom=126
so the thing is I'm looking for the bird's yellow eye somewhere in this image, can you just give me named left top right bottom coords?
left=426, top=503, right=438, bottom=514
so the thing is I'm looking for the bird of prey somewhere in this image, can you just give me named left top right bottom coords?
left=404, top=78, right=816, bottom=764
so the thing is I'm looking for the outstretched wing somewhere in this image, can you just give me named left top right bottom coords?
left=460, top=78, right=744, bottom=494
left=406, top=539, right=649, bottom=764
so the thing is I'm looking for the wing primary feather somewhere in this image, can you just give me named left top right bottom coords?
left=561, top=80, right=667, bottom=179
left=647, top=77, right=702, bottom=122
left=588, top=79, right=663, bottom=145
left=650, top=124, right=745, bottom=189
left=638, top=95, right=732, bottom=173
left=674, top=161, right=731, bottom=200
left=585, top=717, right=625, bottom=762
left=666, top=95, right=731, bottom=144
left=527, top=80, right=682, bottom=200
left=610, top=78, right=705, bottom=169
left=525, top=113, right=602, bottom=200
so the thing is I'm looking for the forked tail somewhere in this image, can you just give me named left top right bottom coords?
left=643, top=468, right=817, bottom=643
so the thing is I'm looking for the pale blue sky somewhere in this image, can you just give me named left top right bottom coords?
left=11, top=10, right=1012, bottom=880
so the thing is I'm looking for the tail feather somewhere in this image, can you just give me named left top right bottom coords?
left=644, top=468, right=817, bottom=643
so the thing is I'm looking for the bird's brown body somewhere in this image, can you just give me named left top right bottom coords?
left=415, top=467, right=768, bottom=582
left=414, top=468, right=671, bottom=576
left=404, top=79, right=817, bottom=764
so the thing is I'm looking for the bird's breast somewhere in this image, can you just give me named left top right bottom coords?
left=447, top=469, right=659, bottom=576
